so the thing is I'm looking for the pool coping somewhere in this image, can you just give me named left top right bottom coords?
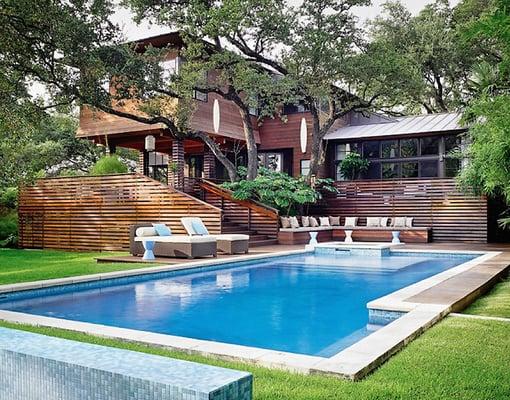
left=0, top=245, right=504, bottom=380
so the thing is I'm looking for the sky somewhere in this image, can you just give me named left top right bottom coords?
left=115, top=0, right=460, bottom=42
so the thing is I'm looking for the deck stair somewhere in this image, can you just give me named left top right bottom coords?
left=184, top=178, right=280, bottom=247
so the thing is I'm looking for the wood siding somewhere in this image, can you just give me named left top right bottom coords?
left=258, top=113, right=346, bottom=176
left=77, top=68, right=259, bottom=143
left=18, top=174, right=222, bottom=251
left=313, top=178, right=487, bottom=243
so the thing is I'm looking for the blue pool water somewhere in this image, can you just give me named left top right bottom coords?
left=0, top=251, right=476, bottom=357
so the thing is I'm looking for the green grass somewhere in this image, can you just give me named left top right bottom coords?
left=0, top=248, right=151, bottom=285
left=463, top=276, right=510, bottom=318
left=0, top=317, right=509, bottom=399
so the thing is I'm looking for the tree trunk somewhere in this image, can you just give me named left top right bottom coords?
left=239, top=106, right=258, bottom=180
left=195, top=132, right=239, bottom=182
left=307, top=109, right=325, bottom=182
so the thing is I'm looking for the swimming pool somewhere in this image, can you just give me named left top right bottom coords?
left=0, top=250, right=477, bottom=357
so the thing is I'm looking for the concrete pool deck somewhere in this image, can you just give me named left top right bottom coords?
left=0, top=243, right=509, bottom=380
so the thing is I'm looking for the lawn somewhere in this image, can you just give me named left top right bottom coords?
left=463, top=276, right=510, bottom=318
left=0, top=249, right=509, bottom=399
left=0, top=248, right=150, bottom=285
left=0, top=317, right=508, bottom=400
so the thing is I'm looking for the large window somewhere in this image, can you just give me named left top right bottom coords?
left=259, top=152, right=283, bottom=172
left=334, top=134, right=462, bottom=180
left=146, top=152, right=169, bottom=184
left=381, top=140, right=399, bottom=158
left=160, top=57, right=180, bottom=81
left=282, top=101, right=309, bottom=114
left=300, top=159, right=310, bottom=176
left=363, top=141, right=380, bottom=158
left=335, top=143, right=360, bottom=180
left=400, top=138, right=418, bottom=157
left=420, top=137, right=440, bottom=156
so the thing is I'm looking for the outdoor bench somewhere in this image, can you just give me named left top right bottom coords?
left=278, top=225, right=432, bottom=245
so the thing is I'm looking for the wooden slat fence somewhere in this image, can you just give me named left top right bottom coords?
left=18, top=173, right=222, bottom=251
left=312, top=178, right=487, bottom=243
left=199, top=180, right=279, bottom=238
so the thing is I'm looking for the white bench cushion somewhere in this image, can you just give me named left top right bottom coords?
left=211, top=234, right=249, bottom=241
left=135, top=235, right=216, bottom=243
left=279, top=226, right=332, bottom=232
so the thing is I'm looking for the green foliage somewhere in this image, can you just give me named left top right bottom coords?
left=458, top=1, right=510, bottom=229
left=0, top=113, right=109, bottom=188
left=0, top=212, right=17, bottom=248
left=222, top=168, right=336, bottom=215
left=0, top=187, right=18, bottom=209
left=339, top=153, right=370, bottom=180
left=89, top=155, right=128, bottom=176
left=369, top=0, right=493, bottom=113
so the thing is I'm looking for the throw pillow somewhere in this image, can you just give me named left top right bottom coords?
left=301, top=216, right=310, bottom=227
left=191, top=220, right=209, bottom=235
left=393, top=217, right=407, bottom=228
left=152, top=223, right=172, bottom=236
left=366, top=217, right=381, bottom=227
left=344, top=217, right=358, bottom=227
left=380, top=217, right=389, bottom=227
left=280, top=216, right=291, bottom=228
left=319, top=217, right=330, bottom=227
left=136, top=227, right=157, bottom=237
left=309, top=217, right=319, bottom=227
left=329, top=216, right=341, bottom=226
left=406, top=217, right=414, bottom=228
left=290, top=216, right=300, bottom=229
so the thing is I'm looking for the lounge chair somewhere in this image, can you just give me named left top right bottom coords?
left=130, top=224, right=217, bottom=259
left=181, top=217, right=250, bottom=255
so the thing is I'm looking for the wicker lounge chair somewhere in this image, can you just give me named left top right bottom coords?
left=181, top=217, right=250, bottom=255
left=130, top=224, right=217, bottom=259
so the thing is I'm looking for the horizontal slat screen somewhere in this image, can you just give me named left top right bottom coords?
left=312, top=178, right=487, bottom=243
left=18, top=174, right=222, bottom=251
left=204, top=192, right=279, bottom=237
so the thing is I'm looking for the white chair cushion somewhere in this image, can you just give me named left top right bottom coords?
left=134, top=235, right=215, bottom=243
left=212, top=234, right=249, bottom=241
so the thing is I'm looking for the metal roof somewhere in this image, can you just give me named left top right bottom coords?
left=324, top=112, right=465, bottom=141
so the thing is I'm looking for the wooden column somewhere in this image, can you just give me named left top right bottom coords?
left=168, top=140, right=184, bottom=190
left=203, top=147, right=216, bottom=180
left=136, top=151, right=145, bottom=174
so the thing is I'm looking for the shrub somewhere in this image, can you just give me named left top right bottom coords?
left=0, top=211, right=18, bottom=247
left=0, top=187, right=18, bottom=209
left=89, top=155, right=128, bottom=176
left=222, top=168, right=337, bottom=215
